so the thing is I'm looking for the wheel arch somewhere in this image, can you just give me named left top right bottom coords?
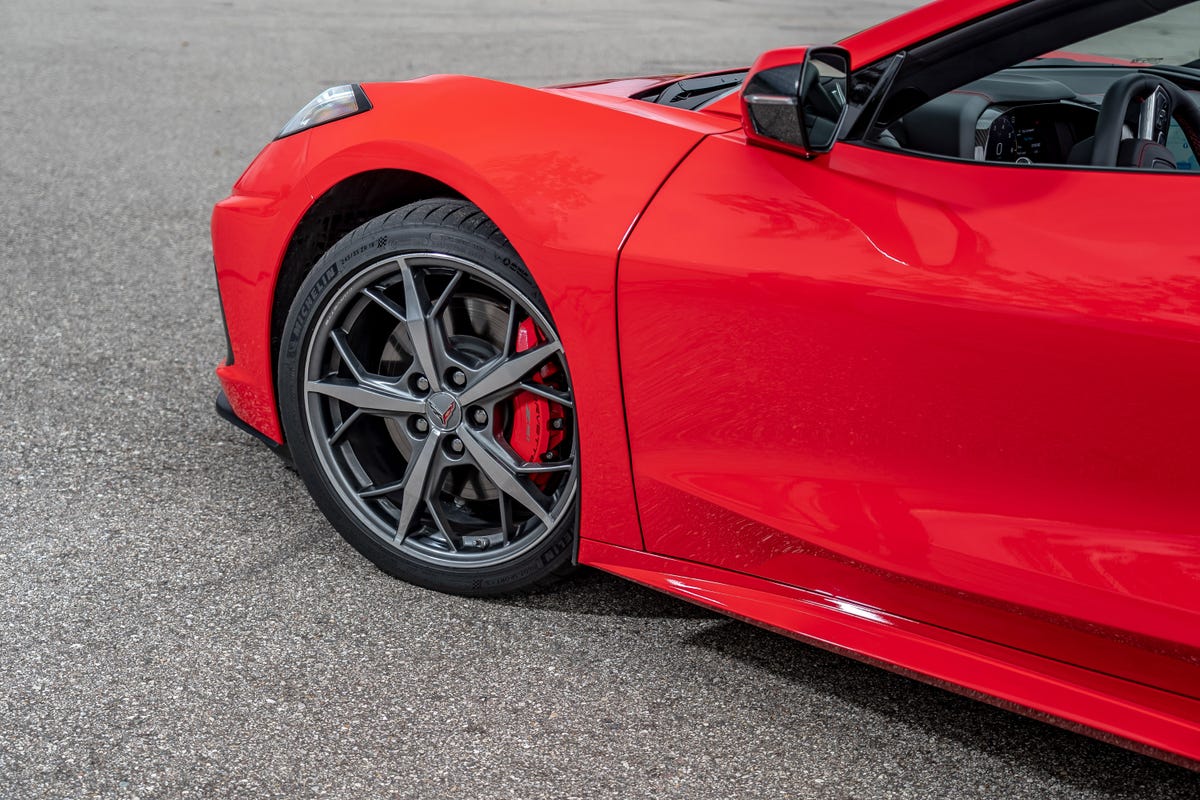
left=223, top=75, right=722, bottom=551
left=270, top=168, right=467, bottom=400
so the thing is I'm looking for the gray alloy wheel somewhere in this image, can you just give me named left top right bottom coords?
left=278, top=200, right=579, bottom=595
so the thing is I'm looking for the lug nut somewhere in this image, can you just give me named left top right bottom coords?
left=450, top=369, right=467, bottom=387
left=449, top=437, right=465, bottom=454
left=414, top=418, right=429, bottom=433
left=541, top=451, right=555, bottom=461
left=415, top=375, right=430, bottom=392
left=549, top=418, right=564, bottom=430
left=472, top=408, right=488, bottom=425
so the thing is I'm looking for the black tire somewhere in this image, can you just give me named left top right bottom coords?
left=278, top=199, right=578, bottom=596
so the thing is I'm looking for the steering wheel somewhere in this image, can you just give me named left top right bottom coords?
left=1092, top=72, right=1200, bottom=167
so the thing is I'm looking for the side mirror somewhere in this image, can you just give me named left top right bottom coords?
left=742, top=46, right=851, bottom=158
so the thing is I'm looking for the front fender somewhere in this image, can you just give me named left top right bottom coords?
left=213, top=74, right=736, bottom=549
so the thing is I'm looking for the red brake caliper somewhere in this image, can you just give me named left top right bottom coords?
left=507, top=318, right=565, bottom=489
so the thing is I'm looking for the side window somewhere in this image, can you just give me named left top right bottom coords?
left=863, top=2, right=1200, bottom=173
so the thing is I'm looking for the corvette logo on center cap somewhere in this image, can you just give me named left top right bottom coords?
left=426, top=392, right=461, bottom=430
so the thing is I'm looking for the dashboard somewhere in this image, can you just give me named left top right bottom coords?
left=885, top=66, right=1199, bottom=169
left=975, top=102, right=1099, bottom=163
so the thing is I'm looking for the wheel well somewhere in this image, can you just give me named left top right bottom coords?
left=270, top=169, right=464, bottom=385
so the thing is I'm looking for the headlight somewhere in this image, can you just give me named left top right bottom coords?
left=277, top=84, right=371, bottom=139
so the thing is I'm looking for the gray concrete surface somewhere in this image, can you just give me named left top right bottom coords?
left=1, top=1, right=1198, bottom=798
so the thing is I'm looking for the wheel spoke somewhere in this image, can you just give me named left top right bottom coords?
left=516, top=460, right=574, bottom=475
left=498, top=495, right=511, bottom=544
left=492, top=442, right=572, bottom=474
left=361, top=266, right=448, bottom=389
left=329, top=328, right=371, bottom=384
left=430, top=272, right=463, bottom=318
left=307, top=378, right=424, bottom=416
left=328, top=408, right=364, bottom=444
left=502, top=298, right=519, bottom=355
left=458, top=342, right=563, bottom=406
left=460, top=430, right=553, bottom=527
left=358, top=478, right=406, bottom=499
left=308, top=327, right=425, bottom=416
left=426, top=498, right=459, bottom=552
left=361, top=283, right=406, bottom=322
left=402, top=260, right=445, bottom=383
left=463, top=426, right=571, bottom=474
left=395, top=432, right=441, bottom=540
left=515, top=381, right=574, bottom=409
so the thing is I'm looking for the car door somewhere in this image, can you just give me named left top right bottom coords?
left=616, top=114, right=1200, bottom=696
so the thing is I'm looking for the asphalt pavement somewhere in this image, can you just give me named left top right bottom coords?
left=2, top=1, right=1199, bottom=798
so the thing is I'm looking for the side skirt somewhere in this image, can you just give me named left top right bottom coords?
left=578, top=538, right=1200, bottom=770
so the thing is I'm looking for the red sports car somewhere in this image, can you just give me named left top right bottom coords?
left=212, top=0, right=1200, bottom=768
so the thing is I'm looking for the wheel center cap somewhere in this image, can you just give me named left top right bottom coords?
left=426, top=392, right=462, bottom=431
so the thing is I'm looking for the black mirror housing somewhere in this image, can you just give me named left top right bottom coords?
left=742, top=46, right=851, bottom=158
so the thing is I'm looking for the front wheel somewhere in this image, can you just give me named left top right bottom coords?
left=278, top=200, right=579, bottom=596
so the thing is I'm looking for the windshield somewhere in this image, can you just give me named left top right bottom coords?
left=1067, top=3, right=1200, bottom=66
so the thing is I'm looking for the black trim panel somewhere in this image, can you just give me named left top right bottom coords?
left=215, top=390, right=293, bottom=466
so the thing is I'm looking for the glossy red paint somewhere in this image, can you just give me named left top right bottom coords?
left=212, top=75, right=737, bottom=550
left=212, top=131, right=312, bottom=442
left=617, top=131, right=1200, bottom=731
left=211, top=0, right=1200, bottom=769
